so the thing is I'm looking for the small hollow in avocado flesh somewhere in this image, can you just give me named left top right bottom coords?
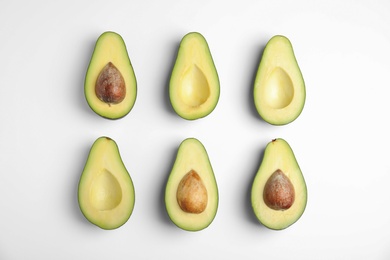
left=179, top=64, right=210, bottom=108
left=264, top=67, right=294, bottom=109
left=89, top=168, right=123, bottom=211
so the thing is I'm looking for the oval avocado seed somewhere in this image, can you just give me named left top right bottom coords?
left=176, top=170, right=208, bottom=214
left=95, top=62, right=126, bottom=104
left=263, top=169, right=295, bottom=210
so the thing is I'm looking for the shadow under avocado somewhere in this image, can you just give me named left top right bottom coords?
left=162, top=41, right=181, bottom=117
left=247, top=43, right=269, bottom=126
left=71, top=142, right=94, bottom=227
left=76, top=38, right=98, bottom=119
left=157, top=144, right=179, bottom=227
left=243, top=146, right=269, bottom=229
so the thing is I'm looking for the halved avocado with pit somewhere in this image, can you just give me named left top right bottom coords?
left=165, top=138, right=219, bottom=231
left=251, top=138, right=307, bottom=230
left=84, top=31, right=137, bottom=119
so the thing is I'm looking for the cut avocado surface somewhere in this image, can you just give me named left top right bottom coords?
left=85, top=31, right=137, bottom=119
left=169, top=32, right=220, bottom=120
left=253, top=35, right=305, bottom=125
left=251, top=138, right=307, bottom=230
left=165, top=138, right=218, bottom=231
left=78, top=137, right=135, bottom=230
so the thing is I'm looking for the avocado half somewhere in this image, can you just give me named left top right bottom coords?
left=78, top=137, right=135, bottom=230
left=251, top=138, right=307, bottom=230
left=169, top=32, right=220, bottom=120
left=165, top=138, right=219, bottom=231
left=84, top=31, right=137, bottom=119
left=253, top=35, right=305, bottom=125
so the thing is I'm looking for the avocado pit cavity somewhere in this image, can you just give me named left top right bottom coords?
left=264, top=67, right=294, bottom=109
left=89, top=169, right=122, bottom=211
left=179, top=64, right=210, bottom=107
left=177, top=170, right=208, bottom=214
left=95, top=62, right=126, bottom=104
left=263, top=169, right=295, bottom=210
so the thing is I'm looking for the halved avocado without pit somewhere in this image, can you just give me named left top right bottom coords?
left=253, top=35, right=305, bottom=125
left=84, top=31, right=137, bottom=119
left=78, top=137, right=135, bottom=230
left=169, top=32, right=220, bottom=120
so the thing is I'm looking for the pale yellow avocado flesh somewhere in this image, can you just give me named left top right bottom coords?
left=165, top=138, right=218, bottom=231
left=85, top=31, right=137, bottom=119
left=251, top=138, right=307, bottom=230
left=254, top=35, right=305, bottom=125
left=78, top=137, right=135, bottom=230
left=170, top=32, right=220, bottom=120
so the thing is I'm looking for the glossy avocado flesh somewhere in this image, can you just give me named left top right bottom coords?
left=165, top=138, right=218, bottom=231
left=85, top=31, right=137, bottom=119
left=78, top=137, right=135, bottom=230
left=169, top=32, right=220, bottom=120
left=253, top=35, right=305, bottom=125
left=251, top=138, right=307, bottom=230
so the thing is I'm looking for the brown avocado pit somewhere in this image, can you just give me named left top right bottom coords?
left=263, top=169, right=295, bottom=210
left=95, top=62, right=126, bottom=104
left=176, top=169, right=208, bottom=214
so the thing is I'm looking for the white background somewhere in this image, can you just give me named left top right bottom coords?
left=1, top=0, right=389, bottom=259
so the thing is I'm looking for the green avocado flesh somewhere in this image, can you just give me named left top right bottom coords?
left=165, top=138, right=218, bottom=231
left=78, top=137, right=135, bottom=230
left=169, top=32, right=220, bottom=120
left=253, top=35, right=305, bottom=125
left=85, top=31, right=137, bottom=119
left=251, top=138, right=307, bottom=230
